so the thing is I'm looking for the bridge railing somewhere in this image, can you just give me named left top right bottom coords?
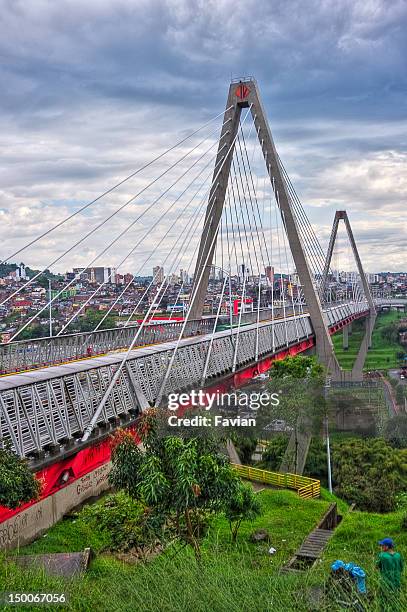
left=0, top=318, right=213, bottom=375
left=0, top=301, right=369, bottom=375
left=0, top=302, right=368, bottom=458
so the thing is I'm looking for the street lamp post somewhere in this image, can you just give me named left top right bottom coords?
left=48, top=278, right=53, bottom=337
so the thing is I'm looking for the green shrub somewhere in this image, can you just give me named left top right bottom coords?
left=224, top=482, right=262, bottom=542
left=332, top=438, right=407, bottom=512
left=232, top=435, right=258, bottom=464
left=77, top=491, right=154, bottom=551
left=260, top=435, right=289, bottom=470
left=0, top=445, right=40, bottom=509
left=401, top=513, right=407, bottom=530
left=385, top=414, right=407, bottom=448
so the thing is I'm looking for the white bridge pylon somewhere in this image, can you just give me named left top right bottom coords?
left=322, top=210, right=376, bottom=379
left=190, top=78, right=373, bottom=380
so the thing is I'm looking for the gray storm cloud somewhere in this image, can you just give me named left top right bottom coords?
left=0, top=0, right=406, bottom=272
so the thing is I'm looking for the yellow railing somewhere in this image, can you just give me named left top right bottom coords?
left=232, top=464, right=320, bottom=499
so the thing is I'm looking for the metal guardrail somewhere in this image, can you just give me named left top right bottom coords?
left=0, top=318, right=213, bottom=375
left=231, top=464, right=320, bottom=498
left=0, top=301, right=369, bottom=375
left=0, top=302, right=369, bottom=458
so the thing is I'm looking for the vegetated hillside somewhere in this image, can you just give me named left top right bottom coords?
left=332, top=311, right=406, bottom=370
left=0, top=262, right=63, bottom=282
left=1, top=489, right=406, bottom=611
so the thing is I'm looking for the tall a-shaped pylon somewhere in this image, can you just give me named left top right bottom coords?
left=322, top=210, right=376, bottom=380
left=190, top=78, right=341, bottom=377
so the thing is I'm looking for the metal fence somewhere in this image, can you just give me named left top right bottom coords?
left=231, top=464, right=321, bottom=498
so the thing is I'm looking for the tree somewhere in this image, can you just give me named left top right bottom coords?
left=0, top=445, right=41, bottom=509
left=69, top=309, right=116, bottom=333
left=380, top=323, right=399, bottom=344
left=260, top=435, right=290, bottom=470
left=231, top=434, right=258, bottom=464
left=109, top=413, right=247, bottom=560
left=224, top=482, right=261, bottom=542
left=266, top=356, right=327, bottom=472
left=385, top=414, right=407, bottom=448
left=332, top=438, right=407, bottom=512
left=18, top=324, right=49, bottom=341
left=270, top=354, right=324, bottom=379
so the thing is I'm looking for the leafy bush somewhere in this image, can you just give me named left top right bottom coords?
left=385, top=414, right=407, bottom=448
left=260, top=434, right=407, bottom=512
left=224, top=482, right=262, bottom=542
left=381, top=323, right=399, bottom=344
left=304, top=438, right=328, bottom=482
left=109, top=418, right=245, bottom=560
left=332, top=438, right=407, bottom=512
left=77, top=491, right=154, bottom=551
left=401, top=513, right=407, bottom=530
left=232, top=435, right=258, bottom=464
left=0, top=445, right=40, bottom=509
left=260, top=435, right=289, bottom=470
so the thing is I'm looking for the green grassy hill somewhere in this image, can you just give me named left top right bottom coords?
left=332, top=311, right=405, bottom=370
left=1, top=489, right=406, bottom=611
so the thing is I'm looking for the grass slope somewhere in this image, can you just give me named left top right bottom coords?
left=1, top=491, right=327, bottom=612
left=332, top=311, right=405, bottom=370
left=1, top=489, right=406, bottom=611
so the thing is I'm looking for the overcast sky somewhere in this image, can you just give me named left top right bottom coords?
left=0, top=0, right=406, bottom=275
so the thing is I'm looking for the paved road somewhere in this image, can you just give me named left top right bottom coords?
left=389, top=368, right=407, bottom=385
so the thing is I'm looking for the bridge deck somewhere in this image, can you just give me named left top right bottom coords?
left=0, top=303, right=369, bottom=459
left=0, top=314, right=310, bottom=391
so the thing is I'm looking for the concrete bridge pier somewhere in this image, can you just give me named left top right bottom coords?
left=343, top=326, right=349, bottom=350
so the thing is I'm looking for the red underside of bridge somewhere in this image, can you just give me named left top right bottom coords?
left=0, top=310, right=367, bottom=524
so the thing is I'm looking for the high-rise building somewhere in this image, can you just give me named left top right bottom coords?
left=124, top=273, right=134, bottom=285
left=153, top=266, right=164, bottom=284
left=73, top=267, right=117, bottom=285
left=238, top=264, right=249, bottom=281
left=265, top=266, right=274, bottom=285
left=180, top=269, right=189, bottom=284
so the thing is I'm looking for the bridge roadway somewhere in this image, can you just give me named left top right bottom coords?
left=0, top=301, right=368, bottom=459
left=375, top=298, right=407, bottom=310
left=0, top=300, right=377, bottom=376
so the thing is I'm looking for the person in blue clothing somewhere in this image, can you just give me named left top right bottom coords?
left=376, top=537, right=404, bottom=611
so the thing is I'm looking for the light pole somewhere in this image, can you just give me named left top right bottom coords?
left=48, top=278, right=53, bottom=337
left=325, top=416, right=333, bottom=494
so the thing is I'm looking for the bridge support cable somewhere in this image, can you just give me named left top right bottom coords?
left=273, top=186, right=289, bottom=346
left=201, top=274, right=228, bottom=386
left=280, top=209, right=301, bottom=342
left=277, top=156, right=328, bottom=272
left=57, top=142, right=225, bottom=335
left=269, top=173, right=276, bottom=352
left=1, top=117, right=232, bottom=313
left=235, top=127, right=273, bottom=360
left=232, top=270, right=248, bottom=373
left=228, top=160, right=252, bottom=369
left=116, top=174, right=225, bottom=333
left=223, top=193, right=238, bottom=335
left=0, top=106, right=233, bottom=268
left=153, top=109, right=255, bottom=406
left=94, top=155, right=229, bottom=335
left=80, top=108, right=252, bottom=436
left=7, top=125, right=231, bottom=342
left=277, top=155, right=336, bottom=303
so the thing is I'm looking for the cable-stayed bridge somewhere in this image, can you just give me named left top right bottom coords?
left=0, top=79, right=378, bottom=538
